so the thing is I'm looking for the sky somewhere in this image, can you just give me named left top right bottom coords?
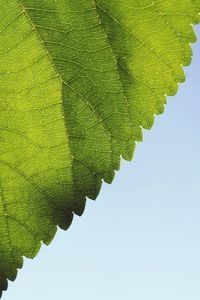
left=3, top=25, right=200, bottom=300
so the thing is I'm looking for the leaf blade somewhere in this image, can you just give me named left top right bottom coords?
left=0, top=0, right=200, bottom=295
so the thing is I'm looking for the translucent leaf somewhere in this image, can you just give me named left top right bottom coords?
left=0, top=0, right=199, bottom=296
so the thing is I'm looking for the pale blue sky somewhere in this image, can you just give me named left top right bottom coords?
left=3, top=25, right=200, bottom=300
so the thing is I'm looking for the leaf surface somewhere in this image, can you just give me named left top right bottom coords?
left=0, top=0, right=200, bottom=295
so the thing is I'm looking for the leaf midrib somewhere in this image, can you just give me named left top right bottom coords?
left=17, top=0, right=76, bottom=199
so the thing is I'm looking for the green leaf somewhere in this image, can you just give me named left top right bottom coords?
left=0, top=0, right=199, bottom=295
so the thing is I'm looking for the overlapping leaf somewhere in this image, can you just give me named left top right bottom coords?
left=0, top=0, right=200, bottom=296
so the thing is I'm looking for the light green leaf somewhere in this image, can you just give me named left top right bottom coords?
left=0, top=0, right=199, bottom=295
